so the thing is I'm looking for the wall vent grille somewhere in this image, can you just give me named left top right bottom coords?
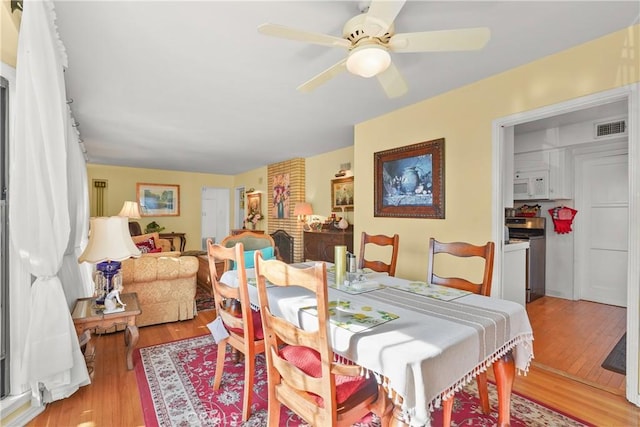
left=595, top=120, right=626, bottom=138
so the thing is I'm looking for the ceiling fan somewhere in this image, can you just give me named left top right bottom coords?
left=258, top=0, right=490, bottom=98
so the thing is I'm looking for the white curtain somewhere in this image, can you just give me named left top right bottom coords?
left=8, top=0, right=90, bottom=403
left=59, top=107, right=93, bottom=309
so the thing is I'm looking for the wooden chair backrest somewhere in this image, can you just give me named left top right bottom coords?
left=358, top=232, right=400, bottom=276
left=427, top=238, right=495, bottom=296
left=207, top=239, right=257, bottom=341
left=254, top=255, right=340, bottom=425
left=221, top=231, right=281, bottom=260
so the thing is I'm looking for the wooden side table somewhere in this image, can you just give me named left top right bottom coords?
left=196, top=255, right=223, bottom=293
left=71, top=292, right=141, bottom=370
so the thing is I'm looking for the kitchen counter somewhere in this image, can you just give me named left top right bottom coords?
left=505, top=239, right=529, bottom=251
left=503, top=240, right=529, bottom=306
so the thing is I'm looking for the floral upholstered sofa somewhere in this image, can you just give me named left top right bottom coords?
left=120, top=247, right=199, bottom=327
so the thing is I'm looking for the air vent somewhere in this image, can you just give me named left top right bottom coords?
left=595, top=119, right=626, bottom=138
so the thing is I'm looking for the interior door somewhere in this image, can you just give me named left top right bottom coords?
left=201, top=187, right=230, bottom=249
left=576, top=151, right=628, bottom=307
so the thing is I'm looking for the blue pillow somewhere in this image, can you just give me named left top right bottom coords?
left=232, top=246, right=275, bottom=270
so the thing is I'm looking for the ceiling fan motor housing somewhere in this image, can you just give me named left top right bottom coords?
left=343, top=14, right=393, bottom=48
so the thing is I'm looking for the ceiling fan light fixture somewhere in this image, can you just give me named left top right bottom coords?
left=346, top=45, right=391, bottom=78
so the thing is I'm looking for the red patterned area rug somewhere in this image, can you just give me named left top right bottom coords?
left=134, top=335, right=591, bottom=427
left=195, top=285, right=215, bottom=312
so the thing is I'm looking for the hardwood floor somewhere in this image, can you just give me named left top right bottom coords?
left=27, top=300, right=640, bottom=427
left=526, top=296, right=627, bottom=393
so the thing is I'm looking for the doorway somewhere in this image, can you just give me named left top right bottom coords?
left=492, top=84, right=639, bottom=406
left=201, top=187, right=230, bottom=249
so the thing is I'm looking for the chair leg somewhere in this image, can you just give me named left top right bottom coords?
left=241, top=350, right=255, bottom=421
left=442, top=396, right=453, bottom=427
left=476, top=372, right=491, bottom=414
left=267, top=394, right=281, bottom=427
left=370, top=385, right=393, bottom=426
left=213, top=340, right=228, bottom=390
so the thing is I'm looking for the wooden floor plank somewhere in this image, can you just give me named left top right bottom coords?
left=526, top=296, right=627, bottom=393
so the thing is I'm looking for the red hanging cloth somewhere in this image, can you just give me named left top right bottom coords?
left=548, top=206, right=578, bottom=234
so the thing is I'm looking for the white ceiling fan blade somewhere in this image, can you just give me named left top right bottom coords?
left=389, top=27, right=491, bottom=53
left=364, top=0, right=406, bottom=36
left=297, top=59, right=348, bottom=93
left=258, top=23, right=351, bottom=49
left=376, top=61, right=408, bottom=98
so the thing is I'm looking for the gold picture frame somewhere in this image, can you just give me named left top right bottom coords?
left=137, top=183, right=180, bottom=217
left=374, top=138, right=445, bottom=218
left=247, top=192, right=262, bottom=216
left=331, top=176, right=354, bottom=211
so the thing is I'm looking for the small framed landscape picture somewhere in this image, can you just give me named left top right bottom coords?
left=137, top=183, right=180, bottom=217
left=374, top=138, right=445, bottom=219
left=331, top=176, right=354, bottom=211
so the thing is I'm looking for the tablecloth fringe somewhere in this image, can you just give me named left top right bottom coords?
left=430, top=332, right=535, bottom=412
left=332, top=331, right=535, bottom=424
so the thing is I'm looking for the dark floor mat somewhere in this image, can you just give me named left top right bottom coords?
left=601, top=333, right=626, bottom=375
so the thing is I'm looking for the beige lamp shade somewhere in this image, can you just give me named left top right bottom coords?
left=78, top=216, right=141, bottom=263
left=293, top=202, right=313, bottom=220
left=117, top=201, right=141, bottom=219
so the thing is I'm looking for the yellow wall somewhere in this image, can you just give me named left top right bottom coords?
left=1, top=0, right=20, bottom=67
left=355, top=25, right=639, bottom=281
left=87, top=164, right=234, bottom=251
left=233, top=166, right=267, bottom=230
left=306, top=146, right=354, bottom=224
left=86, top=150, right=358, bottom=245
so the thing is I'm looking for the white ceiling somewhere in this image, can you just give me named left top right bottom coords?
left=52, top=1, right=639, bottom=175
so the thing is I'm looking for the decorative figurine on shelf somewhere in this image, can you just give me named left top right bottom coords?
left=103, top=281, right=126, bottom=314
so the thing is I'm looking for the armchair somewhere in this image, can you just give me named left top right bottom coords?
left=221, top=231, right=281, bottom=265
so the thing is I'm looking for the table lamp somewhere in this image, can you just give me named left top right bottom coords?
left=118, top=201, right=142, bottom=236
left=118, top=201, right=141, bottom=219
left=79, top=216, right=141, bottom=306
left=293, top=202, right=313, bottom=230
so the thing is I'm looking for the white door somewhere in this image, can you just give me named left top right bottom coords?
left=575, top=152, right=628, bottom=307
left=201, top=187, right=230, bottom=249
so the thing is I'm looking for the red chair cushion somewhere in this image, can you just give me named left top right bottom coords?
left=279, top=345, right=367, bottom=407
left=227, top=308, right=264, bottom=340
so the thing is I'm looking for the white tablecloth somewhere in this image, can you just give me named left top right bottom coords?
left=220, top=265, right=534, bottom=426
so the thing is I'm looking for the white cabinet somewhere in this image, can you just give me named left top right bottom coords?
left=514, top=148, right=572, bottom=201
left=503, top=242, right=528, bottom=307
left=548, top=149, right=572, bottom=199
left=514, top=151, right=550, bottom=172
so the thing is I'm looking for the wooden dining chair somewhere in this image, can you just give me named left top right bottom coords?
left=254, top=254, right=392, bottom=426
left=206, top=238, right=265, bottom=422
left=358, top=232, right=400, bottom=276
left=427, top=237, right=495, bottom=427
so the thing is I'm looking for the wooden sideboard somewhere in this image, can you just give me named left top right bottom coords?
left=230, top=229, right=265, bottom=235
left=303, top=229, right=353, bottom=263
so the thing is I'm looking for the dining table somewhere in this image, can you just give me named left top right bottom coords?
left=220, top=262, right=534, bottom=427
